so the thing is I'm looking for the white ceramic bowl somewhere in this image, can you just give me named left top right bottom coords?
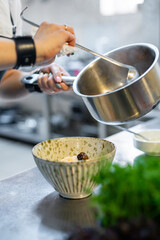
left=133, top=129, right=160, bottom=156
left=32, top=137, right=116, bottom=199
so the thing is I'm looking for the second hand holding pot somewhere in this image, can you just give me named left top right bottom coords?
left=22, top=43, right=160, bottom=126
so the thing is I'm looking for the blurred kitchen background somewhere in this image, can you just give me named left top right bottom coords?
left=1, top=0, right=160, bottom=179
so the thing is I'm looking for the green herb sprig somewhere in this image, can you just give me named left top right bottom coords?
left=92, top=155, right=160, bottom=227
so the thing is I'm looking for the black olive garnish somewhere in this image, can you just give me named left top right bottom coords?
left=77, top=152, right=89, bottom=161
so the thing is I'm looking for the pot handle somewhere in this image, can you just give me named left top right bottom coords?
left=21, top=73, right=76, bottom=93
left=61, top=75, right=76, bottom=84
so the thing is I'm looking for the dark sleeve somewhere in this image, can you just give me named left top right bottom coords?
left=0, top=70, right=6, bottom=81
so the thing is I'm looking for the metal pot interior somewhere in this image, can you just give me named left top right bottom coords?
left=74, top=43, right=158, bottom=96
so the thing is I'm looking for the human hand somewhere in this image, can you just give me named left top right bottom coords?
left=38, top=63, right=72, bottom=94
left=34, top=22, right=75, bottom=66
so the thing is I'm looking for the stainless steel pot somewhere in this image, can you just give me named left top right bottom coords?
left=72, top=43, right=160, bottom=125
left=22, top=43, right=160, bottom=125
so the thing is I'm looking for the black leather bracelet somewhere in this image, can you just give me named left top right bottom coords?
left=24, top=83, right=42, bottom=93
left=21, top=72, right=42, bottom=93
left=0, top=70, right=6, bottom=82
left=13, top=36, right=36, bottom=69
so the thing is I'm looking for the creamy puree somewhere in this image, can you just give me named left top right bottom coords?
left=59, top=156, right=78, bottom=162
left=59, top=152, right=89, bottom=162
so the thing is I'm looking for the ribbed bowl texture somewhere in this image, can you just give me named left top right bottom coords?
left=32, top=137, right=116, bottom=199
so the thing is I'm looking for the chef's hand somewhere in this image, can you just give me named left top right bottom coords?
left=38, top=63, right=72, bottom=94
left=34, top=22, right=75, bottom=66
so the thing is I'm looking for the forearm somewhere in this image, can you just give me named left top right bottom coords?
left=0, top=37, right=39, bottom=70
left=0, top=69, right=29, bottom=99
left=0, top=22, right=75, bottom=71
left=0, top=38, right=17, bottom=70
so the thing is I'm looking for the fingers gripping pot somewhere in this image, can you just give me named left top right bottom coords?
left=22, top=43, right=160, bottom=125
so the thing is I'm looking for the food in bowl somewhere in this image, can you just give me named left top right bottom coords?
left=32, top=137, right=116, bottom=199
left=133, top=129, right=160, bottom=156
left=59, top=152, right=89, bottom=162
left=59, top=155, right=78, bottom=162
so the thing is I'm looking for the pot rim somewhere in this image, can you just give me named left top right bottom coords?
left=73, top=43, right=159, bottom=98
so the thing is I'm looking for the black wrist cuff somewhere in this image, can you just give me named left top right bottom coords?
left=13, top=36, right=36, bottom=69
left=24, top=83, right=42, bottom=93
left=21, top=73, right=42, bottom=93
left=0, top=70, right=6, bottom=82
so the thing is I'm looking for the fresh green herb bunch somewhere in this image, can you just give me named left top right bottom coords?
left=92, top=155, right=160, bottom=227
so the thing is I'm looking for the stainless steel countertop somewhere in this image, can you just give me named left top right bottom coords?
left=0, top=118, right=160, bottom=240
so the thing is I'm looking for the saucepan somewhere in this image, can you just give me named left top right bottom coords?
left=22, top=43, right=160, bottom=125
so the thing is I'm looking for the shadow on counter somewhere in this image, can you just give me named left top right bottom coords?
left=34, top=191, right=96, bottom=233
